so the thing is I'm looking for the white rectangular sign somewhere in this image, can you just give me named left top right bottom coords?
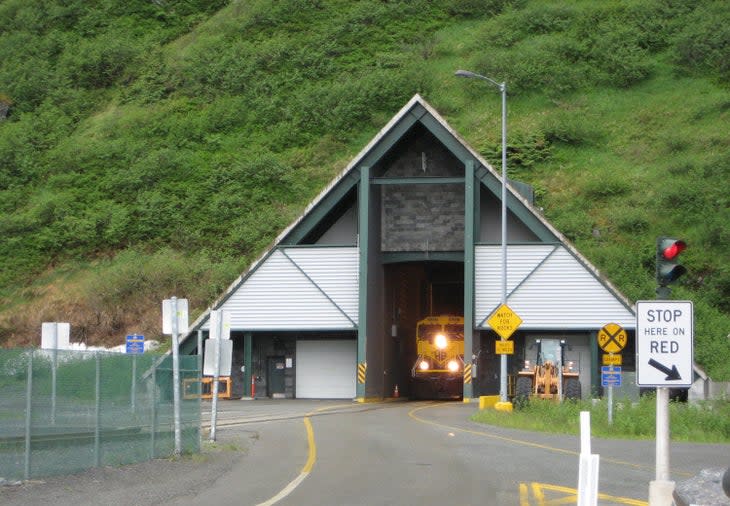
left=203, top=338, right=233, bottom=376
left=209, top=310, right=231, bottom=340
left=636, top=300, right=693, bottom=387
left=41, top=322, right=70, bottom=350
left=162, top=298, right=189, bottom=335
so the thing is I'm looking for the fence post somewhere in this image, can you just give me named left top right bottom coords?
left=131, top=354, right=137, bottom=412
left=94, top=352, right=101, bottom=467
left=24, top=351, right=33, bottom=480
left=197, top=329, right=203, bottom=449
left=150, top=363, right=157, bottom=459
left=51, top=327, right=57, bottom=426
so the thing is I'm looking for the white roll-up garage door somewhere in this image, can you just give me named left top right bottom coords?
left=296, top=340, right=357, bottom=399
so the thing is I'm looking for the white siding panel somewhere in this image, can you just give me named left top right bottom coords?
left=285, top=247, right=359, bottom=322
left=206, top=247, right=359, bottom=330
left=476, top=245, right=634, bottom=329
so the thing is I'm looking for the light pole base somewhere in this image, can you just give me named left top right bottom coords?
left=649, top=480, right=675, bottom=506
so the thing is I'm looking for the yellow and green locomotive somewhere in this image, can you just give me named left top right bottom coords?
left=410, top=315, right=464, bottom=399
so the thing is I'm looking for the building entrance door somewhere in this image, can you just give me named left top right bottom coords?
left=267, top=356, right=286, bottom=398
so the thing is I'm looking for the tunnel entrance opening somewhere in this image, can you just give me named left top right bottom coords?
left=384, top=261, right=464, bottom=400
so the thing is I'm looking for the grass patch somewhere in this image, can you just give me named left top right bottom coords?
left=471, top=395, right=730, bottom=443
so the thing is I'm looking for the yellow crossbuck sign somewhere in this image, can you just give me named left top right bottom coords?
left=519, top=482, right=647, bottom=505
left=597, top=323, right=627, bottom=354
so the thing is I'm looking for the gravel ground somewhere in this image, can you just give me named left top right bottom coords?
left=0, top=429, right=257, bottom=506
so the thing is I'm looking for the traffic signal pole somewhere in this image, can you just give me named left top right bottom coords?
left=651, top=275, right=673, bottom=506
left=649, top=237, right=687, bottom=506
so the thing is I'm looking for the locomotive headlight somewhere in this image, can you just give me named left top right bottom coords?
left=567, top=361, right=574, bottom=371
left=524, top=360, right=531, bottom=370
left=419, top=360, right=430, bottom=371
left=435, top=334, right=448, bottom=350
left=447, top=360, right=459, bottom=372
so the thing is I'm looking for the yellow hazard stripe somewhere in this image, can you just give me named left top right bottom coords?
left=357, top=362, right=367, bottom=384
left=463, top=364, right=472, bottom=384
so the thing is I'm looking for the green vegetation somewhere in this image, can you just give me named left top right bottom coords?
left=473, top=396, right=730, bottom=442
left=0, top=0, right=728, bottom=377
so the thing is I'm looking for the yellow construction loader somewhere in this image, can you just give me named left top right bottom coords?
left=514, top=338, right=581, bottom=404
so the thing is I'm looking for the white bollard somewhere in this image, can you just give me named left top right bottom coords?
left=580, top=411, right=591, bottom=454
left=578, top=411, right=600, bottom=506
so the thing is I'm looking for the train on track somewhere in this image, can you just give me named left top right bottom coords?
left=410, top=315, right=464, bottom=399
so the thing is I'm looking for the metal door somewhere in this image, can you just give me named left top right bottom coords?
left=267, top=356, right=286, bottom=397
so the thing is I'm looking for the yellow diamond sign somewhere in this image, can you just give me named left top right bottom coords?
left=487, top=304, right=523, bottom=340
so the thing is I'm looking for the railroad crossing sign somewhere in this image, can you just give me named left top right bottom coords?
left=487, top=304, right=523, bottom=340
left=597, top=323, right=627, bottom=353
left=636, top=300, right=693, bottom=387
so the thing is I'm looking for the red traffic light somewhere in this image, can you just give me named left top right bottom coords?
left=656, top=237, right=687, bottom=287
left=661, top=240, right=686, bottom=260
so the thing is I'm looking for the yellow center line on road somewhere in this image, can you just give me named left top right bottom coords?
left=407, top=403, right=693, bottom=478
left=255, top=403, right=352, bottom=506
left=301, top=416, right=317, bottom=473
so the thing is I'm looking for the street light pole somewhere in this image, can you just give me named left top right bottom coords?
left=455, top=69, right=510, bottom=403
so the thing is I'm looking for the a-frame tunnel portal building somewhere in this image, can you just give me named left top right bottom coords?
left=181, top=95, right=635, bottom=402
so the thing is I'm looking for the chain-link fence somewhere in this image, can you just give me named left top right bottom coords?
left=0, top=349, right=200, bottom=481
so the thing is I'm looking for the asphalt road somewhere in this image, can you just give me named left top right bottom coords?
left=1, top=400, right=727, bottom=506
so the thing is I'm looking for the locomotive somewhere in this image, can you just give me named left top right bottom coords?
left=410, top=315, right=464, bottom=399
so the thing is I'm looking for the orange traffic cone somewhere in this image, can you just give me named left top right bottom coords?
left=394, top=384, right=399, bottom=398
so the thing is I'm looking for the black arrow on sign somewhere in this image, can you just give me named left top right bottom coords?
left=648, top=359, right=682, bottom=381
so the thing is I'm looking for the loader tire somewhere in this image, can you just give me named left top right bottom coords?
left=514, top=376, right=532, bottom=408
left=564, top=378, right=581, bottom=401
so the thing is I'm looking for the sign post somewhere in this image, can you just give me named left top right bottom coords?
left=207, top=309, right=231, bottom=442
left=636, top=300, right=693, bottom=506
left=41, top=322, right=70, bottom=426
left=598, top=323, right=627, bottom=426
left=487, top=304, right=522, bottom=408
left=162, top=297, right=189, bottom=456
left=601, top=365, right=622, bottom=425
left=126, top=335, right=144, bottom=411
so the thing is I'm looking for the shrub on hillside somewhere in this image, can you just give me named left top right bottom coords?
left=446, top=0, right=526, bottom=18
left=57, top=32, right=141, bottom=89
left=673, top=2, right=730, bottom=84
left=582, top=177, right=631, bottom=200
left=467, top=0, right=712, bottom=94
left=542, top=110, right=603, bottom=146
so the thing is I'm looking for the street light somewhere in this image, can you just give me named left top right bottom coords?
left=455, top=69, right=509, bottom=403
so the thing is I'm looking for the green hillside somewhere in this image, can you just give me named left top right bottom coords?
left=1, top=0, right=728, bottom=379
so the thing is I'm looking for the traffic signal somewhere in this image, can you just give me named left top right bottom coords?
left=656, top=237, right=687, bottom=286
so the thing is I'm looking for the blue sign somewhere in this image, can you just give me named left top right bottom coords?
left=126, top=335, right=145, bottom=354
left=601, top=365, right=622, bottom=387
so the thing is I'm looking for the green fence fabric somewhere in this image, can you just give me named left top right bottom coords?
left=0, top=349, right=200, bottom=480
